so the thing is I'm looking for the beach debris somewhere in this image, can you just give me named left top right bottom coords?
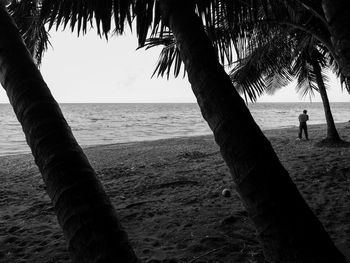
left=222, top=188, right=231, bottom=197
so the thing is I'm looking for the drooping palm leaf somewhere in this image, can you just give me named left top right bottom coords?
left=134, top=0, right=268, bottom=46
left=8, top=0, right=51, bottom=66
left=143, top=32, right=184, bottom=78
left=292, top=50, right=319, bottom=99
left=143, top=22, right=238, bottom=79
left=229, top=12, right=341, bottom=102
left=230, top=30, right=294, bottom=102
left=40, top=0, right=134, bottom=37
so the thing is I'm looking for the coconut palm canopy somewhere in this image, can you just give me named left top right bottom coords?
left=230, top=27, right=334, bottom=101
left=139, top=0, right=350, bottom=98
left=10, top=0, right=247, bottom=64
left=9, top=0, right=330, bottom=69
left=12, top=0, right=348, bottom=99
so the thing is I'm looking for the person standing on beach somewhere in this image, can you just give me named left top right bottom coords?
left=298, top=109, right=309, bottom=140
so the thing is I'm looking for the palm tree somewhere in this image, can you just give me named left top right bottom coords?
left=137, top=1, right=345, bottom=261
left=0, top=2, right=139, bottom=262
left=304, top=50, right=342, bottom=143
left=34, top=0, right=347, bottom=261
left=230, top=30, right=342, bottom=143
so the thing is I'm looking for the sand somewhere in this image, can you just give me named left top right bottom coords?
left=1, top=122, right=350, bottom=263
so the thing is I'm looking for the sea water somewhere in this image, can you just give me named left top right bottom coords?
left=0, top=102, right=349, bottom=156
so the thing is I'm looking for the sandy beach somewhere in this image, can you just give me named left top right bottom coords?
left=1, top=122, right=350, bottom=262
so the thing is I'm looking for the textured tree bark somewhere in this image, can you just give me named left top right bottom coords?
left=160, top=0, right=346, bottom=262
left=322, top=0, right=350, bottom=82
left=311, top=59, right=341, bottom=142
left=0, top=4, right=139, bottom=263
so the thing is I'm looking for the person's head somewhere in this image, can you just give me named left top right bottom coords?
left=303, top=110, right=307, bottom=114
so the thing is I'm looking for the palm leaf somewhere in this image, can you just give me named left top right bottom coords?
left=40, top=0, right=134, bottom=37
left=292, top=50, right=319, bottom=99
left=8, top=0, right=51, bottom=66
left=230, top=30, right=294, bottom=102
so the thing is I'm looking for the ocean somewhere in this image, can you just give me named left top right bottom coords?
left=0, top=102, right=349, bottom=156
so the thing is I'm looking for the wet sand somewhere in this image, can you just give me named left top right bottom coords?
left=1, top=122, right=350, bottom=262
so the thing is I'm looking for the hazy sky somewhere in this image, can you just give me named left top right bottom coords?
left=1, top=29, right=349, bottom=103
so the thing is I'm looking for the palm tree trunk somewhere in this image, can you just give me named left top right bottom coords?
left=160, top=0, right=345, bottom=262
left=0, top=4, right=138, bottom=263
left=311, top=59, right=341, bottom=142
left=322, top=0, right=350, bottom=84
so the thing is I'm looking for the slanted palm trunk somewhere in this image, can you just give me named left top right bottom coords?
left=322, top=0, right=350, bottom=83
left=0, top=4, right=138, bottom=263
left=160, top=0, right=345, bottom=262
left=311, top=59, right=341, bottom=142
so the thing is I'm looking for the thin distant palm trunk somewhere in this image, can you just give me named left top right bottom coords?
left=160, top=0, right=345, bottom=262
left=311, top=59, right=341, bottom=141
left=0, top=4, right=138, bottom=263
left=322, top=0, right=350, bottom=81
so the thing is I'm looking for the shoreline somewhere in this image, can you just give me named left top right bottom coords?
left=1, top=122, right=350, bottom=262
left=2, top=121, right=349, bottom=158
left=56, top=121, right=350, bottom=156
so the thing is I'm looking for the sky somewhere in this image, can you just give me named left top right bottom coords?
left=0, top=29, right=349, bottom=103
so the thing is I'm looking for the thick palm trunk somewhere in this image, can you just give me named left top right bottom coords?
left=160, top=0, right=345, bottom=262
left=0, top=5, right=138, bottom=263
left=322, top=0, right=350, bottom=84
left=311, top=59, right=341, bottom=142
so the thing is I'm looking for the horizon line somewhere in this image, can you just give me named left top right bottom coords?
left=0, top=101, right=350, bottom=104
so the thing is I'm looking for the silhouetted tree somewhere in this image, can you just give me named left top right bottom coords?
left=0, top=2, right=138, bottom=262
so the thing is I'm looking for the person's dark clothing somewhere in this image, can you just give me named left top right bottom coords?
left=298, top=122, right=308, bottom=139
left=298, top=113, right=309, bottom=139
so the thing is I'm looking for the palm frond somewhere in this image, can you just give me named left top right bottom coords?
left=320, top=69, right=330, bottom=90
left=340, top=76, right=350, bottom=93
left=144, top=33, right=184, bottom=78
left=40, top=0, right=134, bottom=37
left=230, top=29, right=294, bottom=102
left=135, top=0, right=272, bottom=48
left=293, top=55, right=318, bottom=99
left=8, top=0, right=51, bottom=66
left=142, top=23, right=237, bottom=79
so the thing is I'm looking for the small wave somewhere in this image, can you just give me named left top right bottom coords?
left=89, top=117, right=108, bottom=122
left=5, top=123, right=20, bottom=127
left=279, top=125, right=297, bottom=129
